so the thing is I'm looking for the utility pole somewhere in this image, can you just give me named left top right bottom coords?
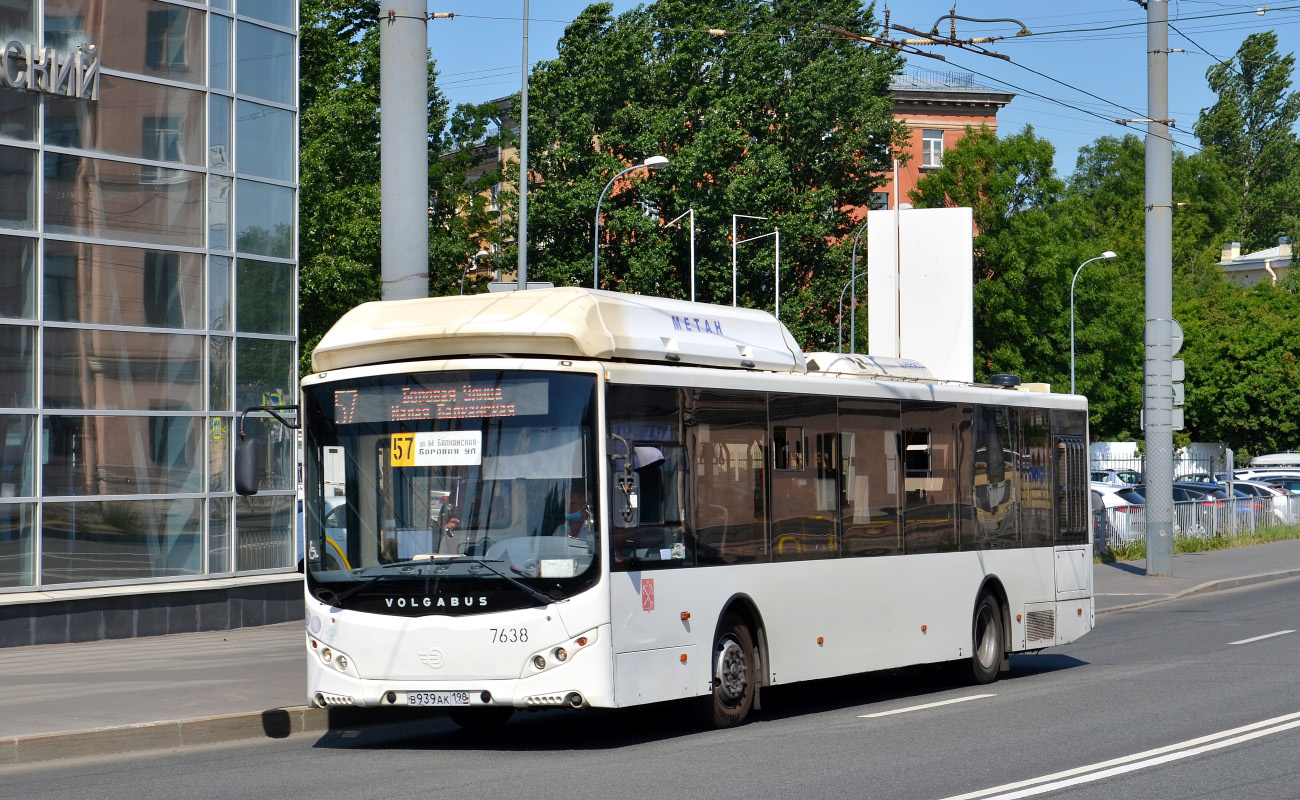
left=1144, top=0, right=1175, bottom=575
left=379, top=0, right=429, bottom=301
left=517, top=0, right=530, bottom=290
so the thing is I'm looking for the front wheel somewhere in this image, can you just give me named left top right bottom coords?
left=965, top=593, right=1005, bottom=685
left=700, top=616, right=756, bottom=728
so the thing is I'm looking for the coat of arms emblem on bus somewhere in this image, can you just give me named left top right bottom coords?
left=641, top=579, right=655, bottom=611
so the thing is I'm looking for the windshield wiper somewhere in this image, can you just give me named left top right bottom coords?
left=325, top=556, right=555, bottom=607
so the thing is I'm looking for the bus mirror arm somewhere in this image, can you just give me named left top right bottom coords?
left=608, top=434, right=641, bottom=529
left=234, top=405, right=300, bottom=497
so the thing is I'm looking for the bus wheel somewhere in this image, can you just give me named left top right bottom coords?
left=448, top=706, right=514, bottom=730
left=966, top=593, right=1005, bottom=685
left=702, top=616, right=756, bottom=728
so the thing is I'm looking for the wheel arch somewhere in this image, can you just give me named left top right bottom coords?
left=975, top=575, right=1011, bottom=653
left=714, top=592, right=769, bottom=690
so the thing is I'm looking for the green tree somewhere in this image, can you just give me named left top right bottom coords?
left=515, top=0, right=906, bottom=349
left=1194, top=31, right=1300, bottom=251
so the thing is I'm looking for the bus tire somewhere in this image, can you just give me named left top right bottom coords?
left=701, top=615, right=756, bottom=728
left=448, top=706, right=514, bottom=730
left=966, top=593, right=1005, bottom=685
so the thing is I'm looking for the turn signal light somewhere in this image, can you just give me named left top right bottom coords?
left=680, top=653, right=688, bottom=663
left=921, top=625, right=927, bottom=633
left=680, top=612, right=691, bottom=621
left=576, top=636, right=588, bottom=646
left=817, top=637, right=824, bottom=645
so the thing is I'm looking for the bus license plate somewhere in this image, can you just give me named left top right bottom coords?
left=407, top=691, right=470, bottom=707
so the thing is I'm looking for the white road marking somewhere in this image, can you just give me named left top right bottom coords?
left=858, top=694, right=995, bottom=718
left=1229, top=629, right=1295, bottom=645
left=937, top=710, right=1300, bottom=800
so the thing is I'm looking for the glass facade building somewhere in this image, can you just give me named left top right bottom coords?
left=0, top=1, right=298, bottom=609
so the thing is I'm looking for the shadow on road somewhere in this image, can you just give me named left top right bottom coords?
left=309, top=653, right=1088, bottom=753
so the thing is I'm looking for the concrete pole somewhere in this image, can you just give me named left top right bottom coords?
left=1145, top=0, right=1175, bottom=575
left=517, top=0, right=530, bottom=290
left=379, top=0, right=429, bottom=301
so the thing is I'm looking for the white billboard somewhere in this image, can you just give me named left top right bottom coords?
left=866, top=207, right=974, bottom=383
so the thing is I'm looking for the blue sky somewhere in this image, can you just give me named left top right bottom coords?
left=427, top=1, right=1300, bottom=175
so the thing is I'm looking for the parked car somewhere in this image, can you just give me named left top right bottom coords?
left=1229, top=479, right=1294, bottom=524
left=1122, top=482, right=1256, bottom=536
left=1091, top=468, right=1143, bottom=487
left=1092, top=482, right=1145, bottom=545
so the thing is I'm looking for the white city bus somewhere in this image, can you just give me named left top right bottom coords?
left=247, top=288, right=1093, bottom=729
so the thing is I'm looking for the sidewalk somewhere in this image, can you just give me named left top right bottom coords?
left=4, top=539, right=1300, bottom=766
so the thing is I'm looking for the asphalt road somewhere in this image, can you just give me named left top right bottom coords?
left=3, top=578, right=1298, bottom=800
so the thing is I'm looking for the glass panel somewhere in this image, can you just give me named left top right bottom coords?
left=209, top=93, right=232, bottom=170
left=0, top=234, right=36, bottom=319
left=0, top=324, right=35, bottom=407
left=209, top=174, right=231, bottom=249
left=300, top=372, right=600, bottom=605
left=606, top=385, right=695, bottom=572
left=0, top=502, right=35, bottom=588
left=970, top=405, right=1019, bottom=549
left=840, top=398, right=902, bottom=557
left=236, top=259, right=293, bottom=334
left=43, top=328, right=204, bottom=411
left=0, top=1, right=36, bottom=40
left=41, top=498, right=203, bottom=584
left=0, top=91, right=38, bottom=143
left=209, top=256, right=232, bottom=330
left=0, top=144, right=36, bottom=231
left=238, top=0, right=295, bottom=29
left=769, top=395, right=837, bottom=562
left=238, top=415, right=294, bottom=491
left=901, top=401, right=968, bottom=555
left=235, top=338, right=294, bottom=413
left=236, top=21, right=293, bottom=104
left=1019, top=407, right=1054, bottom=548
left=236, top=101, right=294, bottom=181
left=43, top=415, right=204, bottom=496
left=211, top=0, right=230, bottom=11
left=46, top=0, right=206, bottom=85
left=45, top=75, right=205, bottom=165
left=210, top=335, right=232, bottom=411
left=209, top=495, right=231, bottom=573
left=689, top=390, right=768, bottom=566
left=0, top=415, right=35, bottom=497
left=209, top=416, right=230, bottom=491
left=235, top=179, right=293, bottom=258
left=43, top=240, right=204, bottom=328
left=209, top=11, right=231, bottom=91
left=235, top=492, right=293, bottom=571
left=44, top=153, right=204, bottom=247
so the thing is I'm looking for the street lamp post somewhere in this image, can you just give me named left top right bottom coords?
left=460, top=249, right=491, bottom=294
left=735, top=228, right=780, bottom=318
left=846, top=217, right=870, bottom=354
left=593, top=155, right=669, bottom=289
left=664, top=208, right=695, bottom=301
left=1070, top=250, right=1118, bottom=394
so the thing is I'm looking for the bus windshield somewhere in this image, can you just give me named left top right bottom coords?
left=301, top=370, right=599, bottom=614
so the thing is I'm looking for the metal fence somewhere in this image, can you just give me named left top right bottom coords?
left=1092, top=455, right=1221, bottom=482
left=1095, top=495, right=1300, bottom=552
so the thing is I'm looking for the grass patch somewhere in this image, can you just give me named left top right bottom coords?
left=1095, top=525, right=1300, bottom=564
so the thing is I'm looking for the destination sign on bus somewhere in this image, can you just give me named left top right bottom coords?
left=332, top=380, right=547, bottom=424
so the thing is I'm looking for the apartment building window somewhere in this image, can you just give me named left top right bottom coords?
left=922, top=129, right=944, bottom=169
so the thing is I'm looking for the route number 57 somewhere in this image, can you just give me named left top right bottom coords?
left=391, top=433, right=415, bottom=466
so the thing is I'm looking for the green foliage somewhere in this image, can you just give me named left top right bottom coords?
left=515, top=0, right=906, bottom=349
left=1194, top=31, right=1300, bottom=251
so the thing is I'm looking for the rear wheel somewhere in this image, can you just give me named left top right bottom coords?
left=700, top=616, right=756, bottom=728
left=448, top=706, right=515, bottom=730
left=965, top=593, right=1005, bottom=685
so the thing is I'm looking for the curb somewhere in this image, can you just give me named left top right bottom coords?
left=1096, top=568, right=1300, bottom=615
left=0, top=706, right=448, bottom=767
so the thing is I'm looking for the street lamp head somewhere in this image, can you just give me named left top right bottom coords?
left=642, top=155, right=669, bottom=169
left=1102, top=250, right=1117, bottom=259
left=474, top=249, right=490, bottom=260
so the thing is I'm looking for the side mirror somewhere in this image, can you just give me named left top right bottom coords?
left=235, top=438, right=266, bottom=496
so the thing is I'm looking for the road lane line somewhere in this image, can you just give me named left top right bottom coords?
left=937, top=710, right=1300, bottom=800
left=1229, top=629, right=1295, bottom=645
left=858, top=694, right=995, bottom=718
